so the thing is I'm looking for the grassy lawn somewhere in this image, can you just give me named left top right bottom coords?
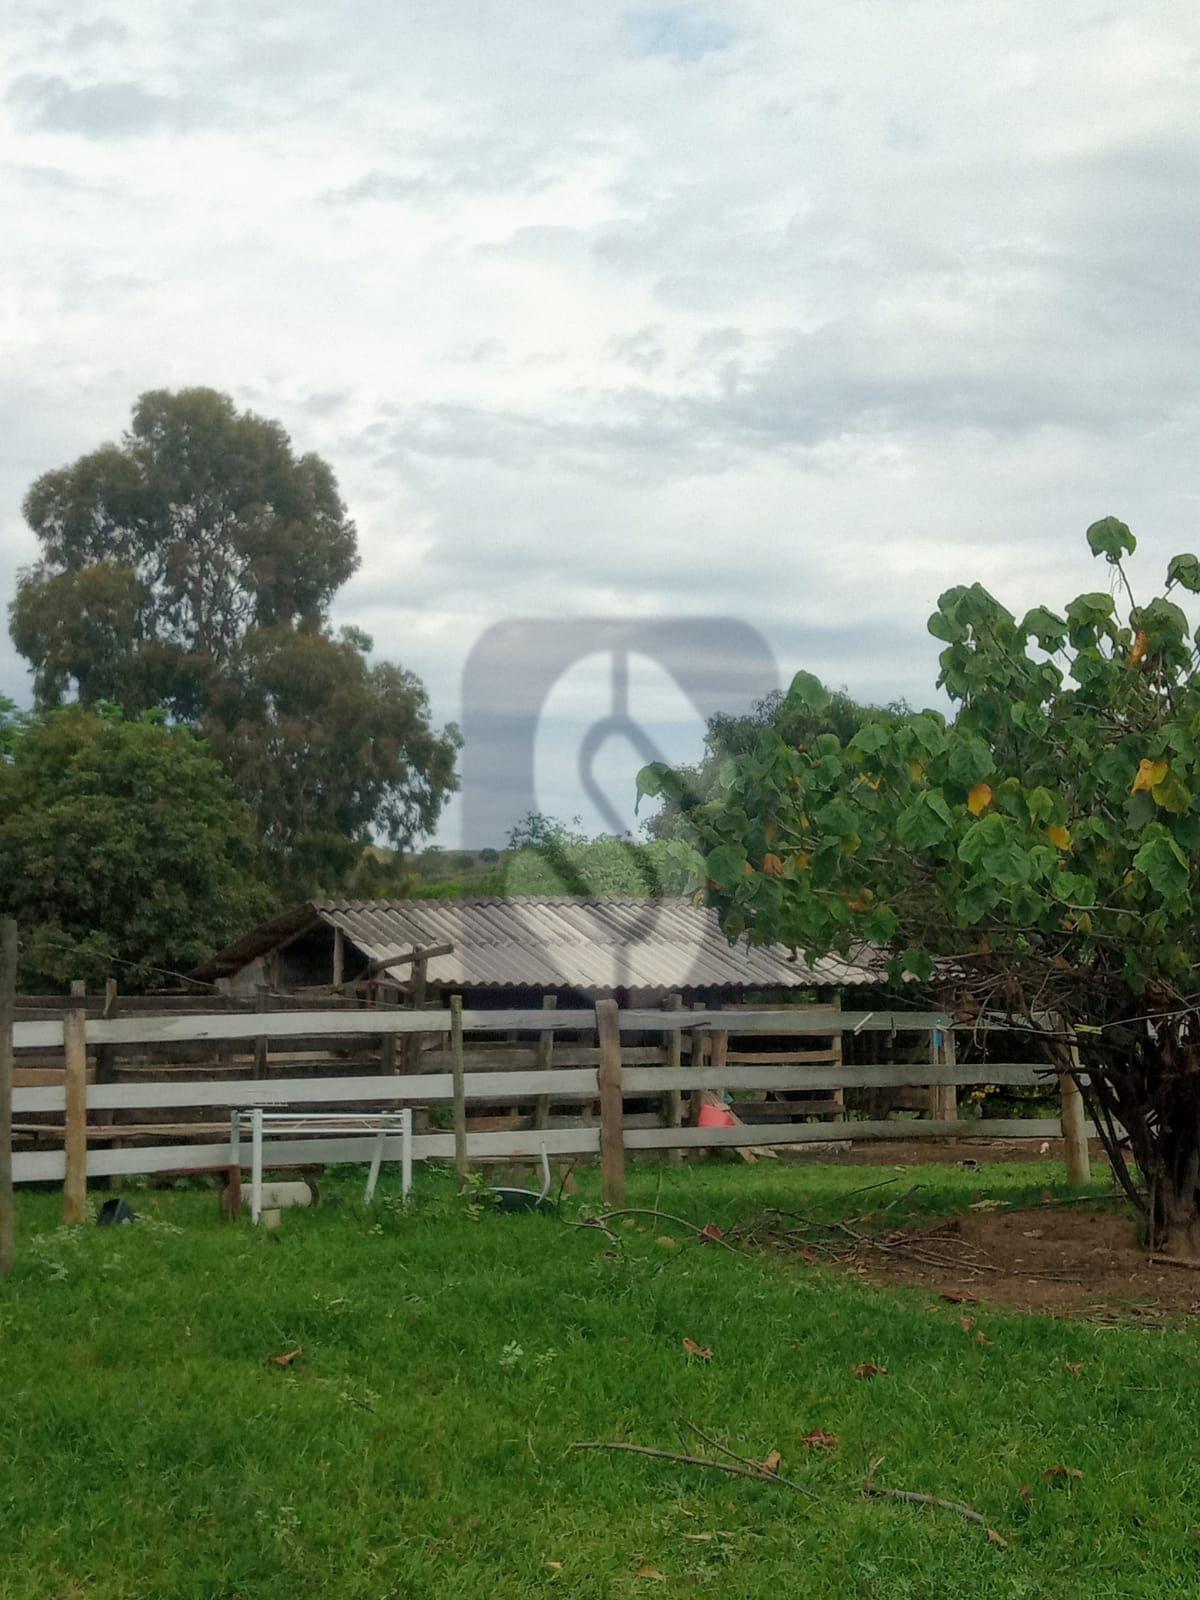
left=3, top=1159, right=1199, bottom=1599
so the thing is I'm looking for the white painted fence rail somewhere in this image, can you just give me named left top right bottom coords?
left=9, top=1006, right=951, bottom=1052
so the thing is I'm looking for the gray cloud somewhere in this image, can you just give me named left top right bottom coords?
left=5, top=74, right=199, bottom=137
left=623, top=5, right=740, bottom=62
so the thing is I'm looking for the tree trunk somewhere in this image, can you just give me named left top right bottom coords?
left=1082, top=1021, right=1200, bottom=1258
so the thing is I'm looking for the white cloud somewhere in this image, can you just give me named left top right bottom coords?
left=1, top=0, right=1199, bottom=842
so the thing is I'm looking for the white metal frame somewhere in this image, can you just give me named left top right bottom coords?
left=230, top=1107, right=413, bottom=1223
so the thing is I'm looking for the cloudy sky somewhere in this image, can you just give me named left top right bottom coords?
left=2, top=1, right=1198, bottom=843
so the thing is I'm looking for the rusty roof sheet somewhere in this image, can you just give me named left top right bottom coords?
left=289, top=896, right=889, bottom=995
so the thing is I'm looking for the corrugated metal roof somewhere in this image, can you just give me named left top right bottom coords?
left=299, top=896, right=888, bottom=995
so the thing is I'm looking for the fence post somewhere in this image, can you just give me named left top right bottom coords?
left=0, top=917, right=16, bottom=1275
left=252, top=983, right=269, bottom=1081
left=827, top=993, right=844, bottom=1122
left=927, top=1025, right=958, bottom=1122
left=63, top=1007, right=88, bottom=1224
left=662, top=993, right=683, bottom=1165
left=1061, top=1054, right=1091, bottom=1188
left=533, top=995, right=556, bottom=1131
left=596, top=998, right=625, bottom=1206
left=451, top=994, right=469, bottom=1189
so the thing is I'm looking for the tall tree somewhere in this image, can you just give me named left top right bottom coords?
left=643, top=521, right=1200, bottom=1257
left=0, top=708, right=275, bottom=990
left=10, top=389, right=459, bottom=887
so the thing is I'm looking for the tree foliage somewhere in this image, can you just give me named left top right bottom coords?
left=504, top=814, right=688, bottom=896
left=0, top=708, right=275, bottom=989
left=10, top=389, right=459, bottom=887
left=645, top=686, right=910, bottom=841
left=645, top=522, right=1200, bottom=1253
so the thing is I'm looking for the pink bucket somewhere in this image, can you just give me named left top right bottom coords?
left=696, top=1102, right=737, bottom=1129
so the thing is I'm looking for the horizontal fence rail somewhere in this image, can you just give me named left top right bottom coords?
left=9, top=1007, right=951, bottom=1052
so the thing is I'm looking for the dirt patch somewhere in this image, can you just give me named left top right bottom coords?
left=830, top=1205, right=1200, bottom=1322
left=776, top=1136, right=1082, bottom=1168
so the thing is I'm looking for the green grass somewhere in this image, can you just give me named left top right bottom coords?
left=2, top=1160, right=1198, bottom=1599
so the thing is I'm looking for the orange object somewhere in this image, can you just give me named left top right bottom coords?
left=697, top=1101, right=737, bottom=1129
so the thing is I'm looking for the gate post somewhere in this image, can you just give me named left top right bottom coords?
left=597, top=998, right=625, bottom=1206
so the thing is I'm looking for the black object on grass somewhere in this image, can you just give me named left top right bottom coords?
left=97, top=1198, right=137, bottom=1227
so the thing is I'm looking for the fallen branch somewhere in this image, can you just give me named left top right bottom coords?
left=1147, top=1253, right=1200, bottom=1272
left=862, top=1459, right=1006, bottom=1546
left=595, top=1207, right=750, bottom=1257
left=679, top=1418, right=813, bottom=1493
left=568, top=1440, right=816, bottom=1498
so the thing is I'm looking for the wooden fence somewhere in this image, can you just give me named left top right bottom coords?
left=7, top=999, right=1093, bottom=1212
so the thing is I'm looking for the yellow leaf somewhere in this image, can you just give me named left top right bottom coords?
left=1047, top=825, right=1071, bottom=851
left=1131, top=757, right=1169, bottom=794
left=907, top=759, right=925, bottom=781
left=762, top=852, right=784, bottom=877
left=791, top=851, right=811, bottom=872
left=1128, top=629, right=1149, bottom=666
left=967, top=782, right=992, bottom=816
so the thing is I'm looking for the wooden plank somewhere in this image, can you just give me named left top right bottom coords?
left=451, top=995, right=468, bottom=1188
left=12, top=1125, right=601, bottom=1183
left=725, top=1049, right=840, bottom=1065
left=597, top=998, right=625, bottom=1206
left=0, top=916, right=16, bottom=1275
left=19, top=1007, right=601, bottom=1050
left=533, top=995, right=556, bottom=1131
left=663, top=994, right=683, bottom=1166
left=624, top=1117, right=1067, bottom=1150
left=622, top=1061, right=1045, bottom=1094
left=827, top=992, right=844, bottom=1122
left=13, top=1066, right=599, bottom=1117
left=620, top=1009, right=950, bottom=1034
left=420, top=1046, right=667, bottom=1070
left=63, top=1010, right=88, bottom=1223
left=11, top=1006, right=955, bottom=1052
left=731, top=1099, right=845, bottom=1119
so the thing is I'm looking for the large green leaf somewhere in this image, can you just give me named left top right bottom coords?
left=1167, top=553, right=1200, bottom=594
left=947, top=738, right=996, bottom=788
left=704, top=843, right=748, bottom=889
left=1132, top=829, right=1190, bottom=902
left=785, top=670, right=830, bottom=714
left=1086, top=515, right=1136, bottom=563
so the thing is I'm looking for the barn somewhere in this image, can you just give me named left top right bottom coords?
left=191, top=895, right=890, bottom=1008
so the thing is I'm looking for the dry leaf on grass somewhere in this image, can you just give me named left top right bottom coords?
left=969, top=1199, right=1001, bottom=1211
left=800, top=1428, right=839, bottom=1450
left=682, top=1337, right=713, bottom=1362
left=545, top=1560, right=563, bottom=1571
left=655, top=1236, right=679, bottom=1249
left=1018, top=1483, right=1032, bottom=1502
left=976, top=1332, right=991, bottom=1348
left=986, top=1528, right=1009, bottom=1548
left=760, top=1449, right=782, bottom=1474
left=959, top=1316, right=976, bottom=1332
left=939, top=1291, right=979, bottom=1305
left=265, top=1346, right=302, bottom=1368
left=698, top=1223, right=725, bottom=1244
left=1065, top=1362, right=1085, bottom=1375
left=635, top=1564, right=667, bottom=1581
left=1043, top=1465, right=1084, bottom=1482
left=681, top=1532, right=715, bottom=1543
left=853, top=1363, right=888, bottom=1379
